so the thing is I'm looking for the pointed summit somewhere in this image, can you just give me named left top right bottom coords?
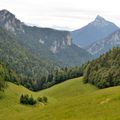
left=72, top=15, right=119, bottom=47
left=91, top=15, right=110, bottom=27
left=95, top=15, right=106, bottom=21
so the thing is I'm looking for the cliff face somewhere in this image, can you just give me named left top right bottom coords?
left=87, top=29, right=120, bottom=56
left=50, top=33, right=72, bottom=53
left=0, top=9, right=72, bottom=54
left=0, top=9, right=24, bottom=33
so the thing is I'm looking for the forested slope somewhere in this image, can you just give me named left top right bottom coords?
left=84, top=47, right=120, bottom=88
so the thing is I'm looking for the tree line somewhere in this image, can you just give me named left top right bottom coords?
left=20, top=66, right=83, bottom=91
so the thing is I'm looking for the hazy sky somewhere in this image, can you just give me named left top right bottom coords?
left=0, top=0, right=120, bottom=30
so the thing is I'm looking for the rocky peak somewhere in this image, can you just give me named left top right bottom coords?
left=91, top=15, right=110, bottom=27
left=0, top=9, right=24, bottom=33
left=0, top=9, right=15, bottom=18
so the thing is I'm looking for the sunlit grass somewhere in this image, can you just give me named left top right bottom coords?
left=0, top=77, right=120, bottom=120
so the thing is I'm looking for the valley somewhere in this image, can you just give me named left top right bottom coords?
left=0, top=6, right=120, bottom=120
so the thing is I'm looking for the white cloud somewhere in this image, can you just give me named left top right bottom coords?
left=0, top=0, right=120, bottom=30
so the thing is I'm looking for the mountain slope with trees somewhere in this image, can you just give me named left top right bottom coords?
left=0, top=27, right=56, bottom=90
left=0, top=27, right=84, bottom=91
left=83, top=47, right=120, bottom=88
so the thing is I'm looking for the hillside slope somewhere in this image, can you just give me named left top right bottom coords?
left=1, top=77, right=120, bottom=120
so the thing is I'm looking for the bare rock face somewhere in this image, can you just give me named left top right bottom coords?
left=50, top=34, right=72, bottom=53
left=87, top=29, right=120, bottom=56
left=0, top=9, right=24, bottom=33
left=0, top=9, right=72, bottom=54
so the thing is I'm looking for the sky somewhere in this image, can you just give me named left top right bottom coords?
left=0, top=0, right=120, bottom=31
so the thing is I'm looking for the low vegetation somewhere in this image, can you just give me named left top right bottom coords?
left=20, top=94, right=37, bottom=105
left=37, top=96, right=48, bottom=103
left=20, top=94, right=48, bottom=105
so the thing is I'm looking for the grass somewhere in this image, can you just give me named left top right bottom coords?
left=1, top=77, right=120, bottom=120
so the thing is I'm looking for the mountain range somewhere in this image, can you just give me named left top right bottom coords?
left=0, top=9, right=92, bottom=67
left=0, top=9, right=120, bottom=90
left=71, top=15, right=120, bottom=56
left=0, top=9, right=93, bottom=90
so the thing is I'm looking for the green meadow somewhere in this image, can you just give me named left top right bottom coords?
left=1, top=77, right=120, bottom=120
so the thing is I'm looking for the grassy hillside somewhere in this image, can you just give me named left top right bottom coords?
left=1, top=77, right=120, bottom=120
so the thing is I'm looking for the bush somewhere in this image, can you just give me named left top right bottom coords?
left=43, top=96, right=48, bottom=103
left=20, top=94, right=36, bottom=105
left=37, top=96, right=48, bottom=103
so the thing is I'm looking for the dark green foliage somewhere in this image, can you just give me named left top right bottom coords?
left=83, top=47, right=120, bottom=89
left=0, top=77, right=5, bottom=91
left=0, top=62, right=19, bottom=91
left=37, top=96, right=48, bottom=103
left=41, top=66, right=83, bottom=89
left=43, top=96, right=48, bottom=103
left=20, top=94, right=36, bottom=105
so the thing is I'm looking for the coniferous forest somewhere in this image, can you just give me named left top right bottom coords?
left=83, top=47, right=120, bottom=88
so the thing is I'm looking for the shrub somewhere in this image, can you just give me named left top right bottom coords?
left=37, top=97, right=43, bottom=102
left=20, top=94, right=36, bottom=105
left=43, top=96, right=48, bottom=103
left=37, top=96, right=48, bottom=103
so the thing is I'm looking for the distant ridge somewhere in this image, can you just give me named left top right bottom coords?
left=87, top=29, right=120, bottom=56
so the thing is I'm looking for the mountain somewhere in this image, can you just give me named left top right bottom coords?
left=0, top=9, right=92, bottom=67
left=71, top=15, right=119, bottom=48
left=84, top=47, right=120, bottom=88
left=0, top=27, right=56, bottom=90
left=87, top=29, right=120, bottom=56
left=0, top=9, right=92, bottom=91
